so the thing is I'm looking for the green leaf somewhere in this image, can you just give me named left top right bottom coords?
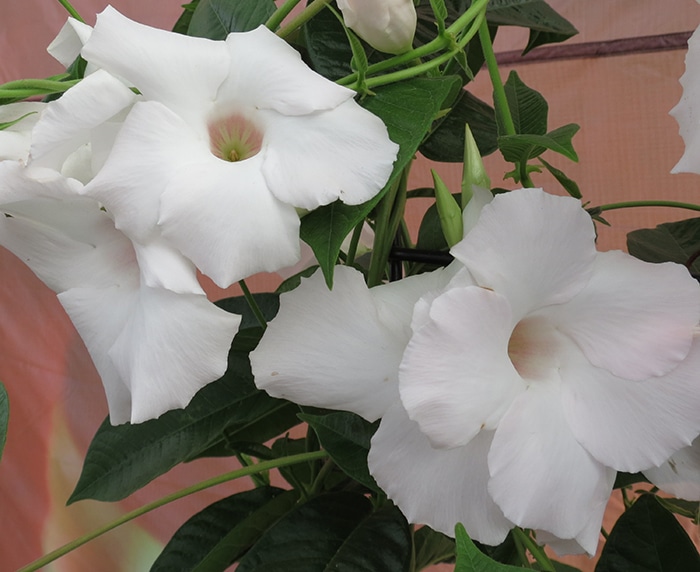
left=627, top=217, right=700, bottom=274
left=596, top=494, right=700, bottom=571
left=498, top=123, right=579, bottom=163
left=69, top=346, right=298, bottom=503
left=271, top=437, right=314, bottom=490
left=299, top=411, right=380, bottom=493
left=300, top=76, right=460, bottom=288
left=420, top=91, right=498, bottom=162
left=0, top=381, right=8, bottom=462
left=485, top=0, right=578, bottom=53
left=188, top=0, right=276, bottom=39
left=215, top=292, right=280, bottom=329
left=454, top=523, right=528, bottom=571
left=655, top=497, right=700, bottom=522
left=414, top=526, right=456, bottom=569
left=301, top=5, right=354, bottom=81
left=172, top=0, right=200, bottom=34
left=237, top=492, right=411, bottom=572
left=539, top=157, right=581, bottom=198
left=151, top=487, right=298, bottom=571
left=502, top=70, right=548, bottom=136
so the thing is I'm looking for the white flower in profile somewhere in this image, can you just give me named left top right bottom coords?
left=252, top=188, right=700, bottom=555
left=337, top=0, right=417, bottom=54
left=0, top=76, right=240, bottom=424
left=79, top=7, right=399, bottom=288
left=671, top=18, right=700, bottom=174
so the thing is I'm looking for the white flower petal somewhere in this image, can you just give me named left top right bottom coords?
left=82, top=6, right=229, bottom=125
left=0, top=102, right=45, bottom=161
left=221, top=27, right=353, bottom=115
left=158, top=151, right=300, bottom=288
left=488, top=381, right=615, bottom=541
left=109, top=286, right=240, bottom=423
left=368, top=403, right=513, bottom=544
left=671, top=25, right=700, bottom=174
left=644, top=438, right=700, bottom=501
left=131, top=237, right=204, bottom=295
left=260, top=100, right=399, bottom=209
left=561, top=337, right=700, bottom=472
left=535, top=498, right=606, bottom=557
left=337, top=0, right=416, bottom=54
left=47, top=17, right=93, bottom=67
left=252, top=266, right=406, bottom=421
left=399, top=286, right=524, bottom=449
left=84, top=101, right=202, bottom=242
left=462, top=185, right=493, bottom=235
left=451, top=188, right=596, bottom=321
left=30, top=69, right=137, bottom=171
left=545, top=250, right=700, bottom=380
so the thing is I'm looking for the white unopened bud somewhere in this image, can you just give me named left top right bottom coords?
left=337, top=0, right=417, bottom=54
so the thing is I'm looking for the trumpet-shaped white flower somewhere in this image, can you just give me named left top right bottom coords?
left=251, top=188, right=700, bottom=555
left=0, top=74, right=240, bottom=424
left=337, top=0, right=417, bottom=54
left=78, top=7, right=399, bottom=288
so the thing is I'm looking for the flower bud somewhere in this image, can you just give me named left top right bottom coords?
left=337, top=0, right=417, bottom=54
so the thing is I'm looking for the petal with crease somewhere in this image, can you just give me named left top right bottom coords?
left=368, top=403, right=513, bottom=544
left=400, top=286, right=524, bottom=448
left=644, top=438, right=700, bottom=501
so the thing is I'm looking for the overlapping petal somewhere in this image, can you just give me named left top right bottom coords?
left=451, top=188, right=596, bottom=321
left=368, top=403, right=513, bottom=544
left=643, top=438, right=700, bottom=501
left=0, top=102, right=44, bottom=161
left=544, top=250, right=700, bottom=380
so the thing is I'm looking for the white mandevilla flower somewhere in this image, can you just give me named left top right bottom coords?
left=337, top=0, right=417, bottom=54
left=252, top=188, right=700, bottom=555
left=77, top=7, right=399, bottom=288
left=0, top=74, right=240, bottom=424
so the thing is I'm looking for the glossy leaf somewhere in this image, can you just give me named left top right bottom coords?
left=300, top=76, right=460, bottom=288
left=498, top=123, right=579, bottom=163
left=69, top=348, right=296, bottom=503
left=414, top=526, right=456, bottom=569
left=302, top=5, right=354, bottom=81
left=188, top=0, right=276, bottom=39
left=627, top=217, right=700, bottom=274
left=420, top=91, right=498, bottom=162
left=0, top=381, right=7, bottom=462
left=151, top=487, right=298, bottom=571
left=454, top=524, right=528, bottom=571
left=539, top=157, right=581, bottom=198
left=596, top=494, right=700, bottom=572
left=215, top=293, right=280, bottom=329
left=299, top=411, right=380, bottom=493
left=502, top=70, right=548, bottom=136
left=237, top=492, right=411, bottom=572
left=172, top=0, right=200, bottom=34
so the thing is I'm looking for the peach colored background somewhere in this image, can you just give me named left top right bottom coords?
left=2, top=1, right=700, bottom=570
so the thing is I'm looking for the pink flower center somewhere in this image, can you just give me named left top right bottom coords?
left=208, top=114, right=263, bottom=163
left=508, top=315, right=562, bottom=381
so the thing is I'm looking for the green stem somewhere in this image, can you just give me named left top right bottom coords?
left=345, top=221, right=364, bottom=266
left=238, top=279, right=267, bottom=330
left=266, top=0, right=304, bottom=32
left=309, top=458, right=335, bottom=495
left=595, top=200, right=700, bottom=213
left=276, top=0, right=331, bottom=39
left=513, top=528, right=555, bottom=572
left=478, top=20, right=515, bottom=137
left=18, top=450, right=328, bottom=572
left=56, top=0, right=85, bottom=22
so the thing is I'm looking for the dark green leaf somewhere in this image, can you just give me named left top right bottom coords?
left=613, top=472, right=647, bottom=489
left=655, top=497, right=700, bottom=522
left=237, top=492, right=411, bottom=572
left=414, top=526, right=456, bottom=569
left=627, top=217, right=700, bottom=274
left=0, top=381, right=8, bottom=462
left=275, top=265, right=319, bottom=295
left=215, top=293, right=280, bottom=329
left=69, top=348, right=297, bottom=503
left=151, top=487, right=298, bottom=571
left=188, top=0, right=276, bottom=39
left=539, top=157, right=581, bottom=198
left=172, top=0, right=200, bottom=34
left=302, top=6, right=354, bottom=81
left=596, top=494, right=700, bottom=571
left=420, top=91, right=498, bottom=162
left=271, top=437, right=314, bottom=490
left=502, top=70, right=548, bottom=136
left=498, top=123, right=579, bottom=163
left=300, top=76, right=460, bottom=288
left=454, top=523, right=528, bottom=571
left=299, top=411, right=380, bottom=493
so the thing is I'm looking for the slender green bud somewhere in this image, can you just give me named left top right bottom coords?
left=432, top=169, right=463, bottom=248
left=461, top=123, right=490, bottom=209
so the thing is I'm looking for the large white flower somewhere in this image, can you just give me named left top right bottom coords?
left=78, top=7, right=399, bottom=288
left=252, top=188, right=700, bottom=555
left=0, top=76, right=240, bottom=424
left=337, top=0, right=417, bottom=54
